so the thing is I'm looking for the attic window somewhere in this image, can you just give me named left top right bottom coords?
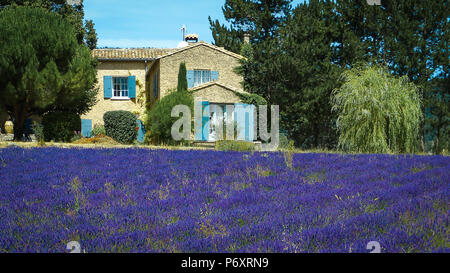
left=194, top=70, right=211, bottom=86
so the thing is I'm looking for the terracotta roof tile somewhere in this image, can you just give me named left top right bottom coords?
left=92, top=48, right=174, bottom=60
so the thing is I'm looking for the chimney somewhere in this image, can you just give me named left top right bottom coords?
left=243, top=33, right=250, bottom=44
left=185, top=34, right=199, bottom=43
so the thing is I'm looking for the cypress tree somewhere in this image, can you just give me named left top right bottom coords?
left=177, top=62, right=188, bottom=92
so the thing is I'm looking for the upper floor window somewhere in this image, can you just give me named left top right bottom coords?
left=194, top=70, right=211, bottom=87
left=113, top=77, right=129, bottom=98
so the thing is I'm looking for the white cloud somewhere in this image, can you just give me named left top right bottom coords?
left=97, top=39, right=181, bottom=49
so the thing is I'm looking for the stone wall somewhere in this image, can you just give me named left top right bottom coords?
left=81, top=61, right=148, bottom=126
left=193, top=84, right=242, bottom=104
left=159, top=44, right=244, bottom=99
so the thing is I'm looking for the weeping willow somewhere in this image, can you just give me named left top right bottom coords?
left=332, top=65, right=422, bottom=154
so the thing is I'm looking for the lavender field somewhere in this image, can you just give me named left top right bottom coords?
left=0, top=147, right=448, bottom=253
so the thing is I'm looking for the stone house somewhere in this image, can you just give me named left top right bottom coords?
left=85, top=41, right=253, bottom=142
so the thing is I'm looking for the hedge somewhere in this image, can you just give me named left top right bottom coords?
left=103, top=111, right=137, bottom=144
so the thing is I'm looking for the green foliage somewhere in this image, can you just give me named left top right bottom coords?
left=0, top=6, right=97, bottom=140
left=212, top=0, right=448, bottom=154
left=0, top=0, right=98, bottom=49
left=91, top=124, right=106, bottom=137
left=236, top=92, right=267, bottom=106
left=84, top=19, right=97, bottom=50
left=215, top=140, right=255, bottom=152
left=42, top=111, right=81, bottom=142
left=332, top=65, right=423, bottom=154
left=177, top=62, right=188, bottom=93
left=32, top=121, right=44, bottom=145
left=145, top=90, right=193, bottom=145
left=103, top=111, right=137, bottom=144
left=209, top=0, right=292, bottom=53
left=282, top=140, right=295, bottom=169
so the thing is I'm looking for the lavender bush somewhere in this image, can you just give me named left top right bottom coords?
left=0, top=147, right=448, bottom=253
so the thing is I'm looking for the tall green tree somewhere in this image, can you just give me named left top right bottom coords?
left=177, top=62, right=188, bottom=92
left=0, top=0, right=97, bottom=49
left=209, top=0, right=292, bottom=53
left=271, top=0, right=341, bottom=148
left=0, top=6, right=98, bottom=140
left=332, top=65, right=422, bottom=154
left=210, top=0, right=293, bottom=108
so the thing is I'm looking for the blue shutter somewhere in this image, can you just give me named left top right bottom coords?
left=128, top=76, right=136, bottom=98
left=137, top=120, right=145, bottom=143
left=187, top=70, right=194, bottom=88
left=211, top=71, right=219, bottom=81
left=104, top=76, right=112, bottom=98
left=81, top=119, right=92, bottom=138
left=202, top=101, right=209, bottom=141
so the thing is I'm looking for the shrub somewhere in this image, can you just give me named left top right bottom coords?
left=42, top=111, right=81, bottom=142
left=103, top=111, right=137, bottom=144
left=91, top=124, right=106, bottom=137
left=216, top=140, right=255, bottom=152
left=145, top=90, right=193, bottom=145
left=32, top=121, right=45, bottom=145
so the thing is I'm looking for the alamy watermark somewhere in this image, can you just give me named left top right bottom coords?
left=171, top=102, right=279, bottom=151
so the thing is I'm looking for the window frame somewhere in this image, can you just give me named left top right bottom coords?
left=112, top=76, right=130, bottom=99
left=193, top=69, right=211, bottom=87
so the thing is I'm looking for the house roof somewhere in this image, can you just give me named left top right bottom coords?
left=190, top=81, right=247, bottom=94
left=156, top=42, right=244, bottom=60
left=92, top=42, right=244, bottom=61
left=92, top=48, right=174, bottom=61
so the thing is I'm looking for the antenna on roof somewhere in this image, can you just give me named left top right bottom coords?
left=181, top=25, right=186, bottom=41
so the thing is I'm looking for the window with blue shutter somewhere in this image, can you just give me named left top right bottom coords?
left=187, top=70, right=194, bottom=88
left=128, top=76, right=136, bottom=98
left=104, top=76, right=112, bottom=98
left=211, top=71, right=219, bottom=81
left=111, top=77, right=130, bottom=98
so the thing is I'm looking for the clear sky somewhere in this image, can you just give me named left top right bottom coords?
left=84, top=0, right=306, bottom=49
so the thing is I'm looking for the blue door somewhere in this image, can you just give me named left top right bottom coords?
left=81, top=119, right=92, bottom=138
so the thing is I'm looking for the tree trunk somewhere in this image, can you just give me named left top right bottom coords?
left=13, top=105, right=27, bottom=141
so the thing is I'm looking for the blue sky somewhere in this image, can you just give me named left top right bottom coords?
left=84, top=0, right=306, bottom=48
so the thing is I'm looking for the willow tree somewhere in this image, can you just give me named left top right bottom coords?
left=332, top=65, right=422, bottom=154
left=0, top=6, right=97, bottom=140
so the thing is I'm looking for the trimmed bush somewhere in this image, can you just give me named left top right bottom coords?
left=216, top=140, right=255, bottom=152
left=42, top=111, right=81, bottom=142
left=103, top=111, right=137, bottom=144
left=145, top=90, right=193, bottom=145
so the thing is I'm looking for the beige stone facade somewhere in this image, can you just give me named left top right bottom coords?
left=152, top=43, right=244, bottom=101
left=87, top=42, right=245, bottom=128
left=81, top=61, right=148, bottom=126
left=191, top=82, right=244, bottom=104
